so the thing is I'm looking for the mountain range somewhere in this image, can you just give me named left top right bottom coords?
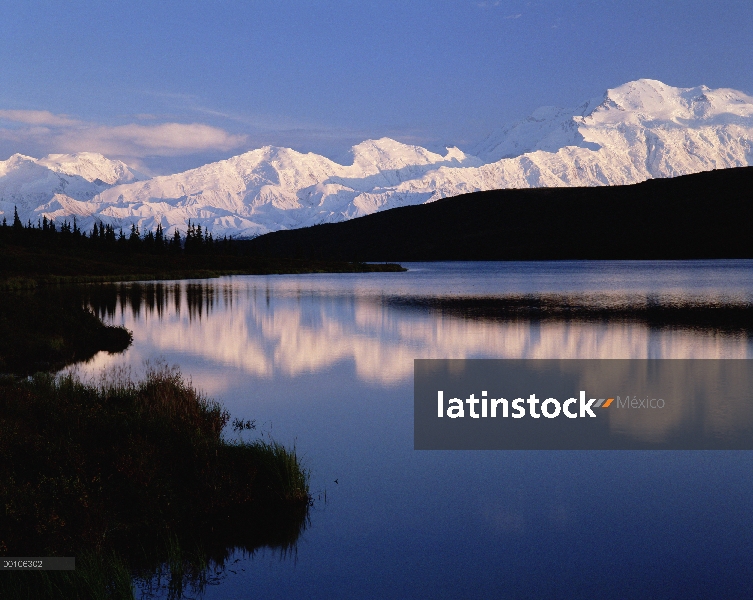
left=1, top=79, right=752, bottom=238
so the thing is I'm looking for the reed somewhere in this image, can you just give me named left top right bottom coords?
left=0, top=552, right=134, bottom=600
left=248, top=439, right=311, bottom=504
left=0, top=364, right=310, bottom=596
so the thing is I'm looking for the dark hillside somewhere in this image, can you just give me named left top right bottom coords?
left=243, top=166, right=753, bottom=261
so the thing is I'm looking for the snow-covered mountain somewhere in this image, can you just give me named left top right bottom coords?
left=0, top=152, right=144, bottom=225
left=2, top=79, right=752, bottom=237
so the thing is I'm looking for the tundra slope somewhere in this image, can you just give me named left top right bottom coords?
left=1, top=79, right=752, bottom=238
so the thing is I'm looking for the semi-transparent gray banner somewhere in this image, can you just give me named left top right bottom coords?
left=1, top=557, right=75, bottom=570
left=414, top=360, right=753, bottom=450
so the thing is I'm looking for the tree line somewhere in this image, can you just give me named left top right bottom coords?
left=1, top=206, right=234, bottom=255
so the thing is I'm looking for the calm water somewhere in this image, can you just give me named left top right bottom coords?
left=77, top=261, right=753, bottom=599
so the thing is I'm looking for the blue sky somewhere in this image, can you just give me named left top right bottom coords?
left=1, top=0, right=751, bottom=174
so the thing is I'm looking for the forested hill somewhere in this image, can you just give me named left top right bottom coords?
left=243, top=166, right=753, bottom=261
left=0, top=217, right=403, bottom=288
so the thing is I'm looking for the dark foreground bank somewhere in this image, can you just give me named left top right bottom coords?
left=0, top=364, right=310, bottom=599
left=0, top=289, right=132, bottom=375
left=243, top=166, right=753, bottom=261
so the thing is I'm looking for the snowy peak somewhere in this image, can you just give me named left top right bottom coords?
left=589, top=79, right=753, bottom=124
left=36, top=152, right=145, bottom=185
left=2, top=79, right=753, bottom=239
left=600, top=79, right=680, bottom=114
left=0, top=154, right=37, bottom=175
left=349, top=138, right=444, bottom=170
left=0, top=152, right=145, bottom=219
left=348, top=138, right=479, bottom=171
left=443, top=146, right=475, bottom=164
left=475, top=78, right=753, bottom=163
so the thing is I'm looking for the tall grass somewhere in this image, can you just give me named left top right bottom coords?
left=0, top=364, right=310, bottom=597
left=0, top=552, right=134, bottom=600
left=248, top=440, right=310, bottom=504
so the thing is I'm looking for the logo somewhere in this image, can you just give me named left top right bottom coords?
left=414, top=360, right=746, bottom=450
left=437, top=391, right=618, bottom=419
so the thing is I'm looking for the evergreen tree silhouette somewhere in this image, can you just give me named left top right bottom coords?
left=172, top=228, right=182, bottom=253
left=13, top=206, right=22, bottom=231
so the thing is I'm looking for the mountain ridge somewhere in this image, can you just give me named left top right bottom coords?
left=1, top=79, right=752, bottom=236
left=243, top=165, right=753, bottom=261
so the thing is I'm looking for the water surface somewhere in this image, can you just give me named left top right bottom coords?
left=79, top=261, right=753, bottom=599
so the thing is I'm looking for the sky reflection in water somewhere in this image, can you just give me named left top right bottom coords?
left=77, top=261, right=753, bottom=599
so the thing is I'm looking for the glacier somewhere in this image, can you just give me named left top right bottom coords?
left=1, top=79, right=752, bottom=238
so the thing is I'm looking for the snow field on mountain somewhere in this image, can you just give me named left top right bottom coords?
left=1, top=80, right=752, bottom=237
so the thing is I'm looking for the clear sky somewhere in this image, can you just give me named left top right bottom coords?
left=1, top=0, right=751, bottom=174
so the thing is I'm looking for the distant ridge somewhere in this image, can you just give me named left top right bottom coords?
left=242, top=166, right=753, bottom=261
left=2, top=79, right=753, bottom=238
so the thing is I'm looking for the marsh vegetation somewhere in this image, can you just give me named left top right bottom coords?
left=0, top=282, right=311, bottom=597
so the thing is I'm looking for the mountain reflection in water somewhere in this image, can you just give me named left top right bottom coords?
left=72, top=262, right=753, bottom=599
left=82, top=269, right=753, bottom=386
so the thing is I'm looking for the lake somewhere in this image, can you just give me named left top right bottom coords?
left=77, top=261, right=753, bottom=599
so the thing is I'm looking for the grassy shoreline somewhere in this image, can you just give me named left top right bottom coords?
left=0, top=242, right=325, bottom=595
left=0, top=233, right=403, bottom=595
left=0, top=365, right=310, bottom=598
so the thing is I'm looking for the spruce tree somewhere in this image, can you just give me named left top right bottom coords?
left=118, top=228, right=127, bottom=249
left=172, top=228, right=182, bottom=253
